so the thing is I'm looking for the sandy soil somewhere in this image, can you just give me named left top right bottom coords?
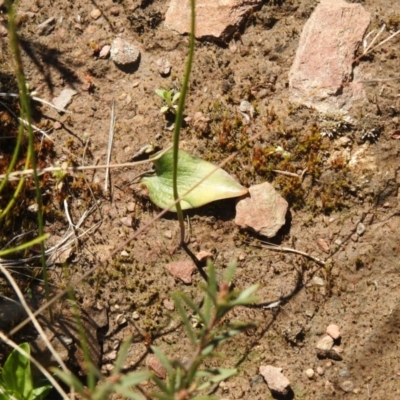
left=1, top=0, right=400, bottom=399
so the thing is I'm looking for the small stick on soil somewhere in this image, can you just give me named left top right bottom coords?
left=253, top=240, right=326, bottom=266
left=105, top=100, right=115, bottom=192
left=0, top=100, right=54, bottom=141
left=0, top=92, right=73, bottom=113
left=272, top=169, right=300, bottom=178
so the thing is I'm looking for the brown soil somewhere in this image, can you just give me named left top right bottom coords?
left=1, top=0, right=400, bottom=399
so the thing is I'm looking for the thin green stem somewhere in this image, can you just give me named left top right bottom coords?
left=6, top=0, right=51, bottom=315
left=172, top=0, right=195, bottom=244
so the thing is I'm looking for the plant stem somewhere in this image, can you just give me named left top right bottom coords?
left=6, top=0, right=51, bottom=316
left=172, top=0, right=195, bottom=244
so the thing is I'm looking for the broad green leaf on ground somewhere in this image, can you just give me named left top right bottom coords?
left=141, top=149, right=248, bottom=211
left=2, top=342, right=32, bottom=400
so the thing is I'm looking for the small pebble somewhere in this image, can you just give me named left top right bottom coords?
left=164, top=230, right=172, bottom=239
left=350, top=233, right=358, bottom=242
left=52, top=88, right=77, bottom=112
left=317, top=366, right=324, bottom=375
left=132, top=311, right=139, bottom=320
left=120, top=216, right=132, bottom=227
left=317, top=237, right=330, bottom=253
left=146, top=355, right=166, bottom=379
left=110, top=38, right=140, bottom=66
left=104, top=350, right=117, bottom=361
left=156, top=57, right=172, bottom=76
left=115, top=314, right=127, bottom=325
left=126, top=202, right=136, bottom=212
left=259, top=365, right=291, bottom=396
left=325, top=380, right=335, bottom=394
left=196, top=250, right=213, bottom=262
left=165, top=261, right=196, bottom=284
left=356, top=222, right=366, bottom=236
left=163, top=299, right=175, bottom=311
left=53, top=121, right=62, bottom=130
left=110, top=6, right=120, bottom=16
left=338, top=367, right=350, bottom=378
left=305, top=368, right=314, bottom=379
left=340, top=380, right=354, bottom=392
left=90, top=9, right=102, bottom=20
left=312, top=276, right=325, bottom=286
left=120, top=250, right=129, bottom=257
left=316, top=335, right=334, bottom=351
left=326, top=323, right=341, bottom=340
left=99, top=45, right=111, bottom=58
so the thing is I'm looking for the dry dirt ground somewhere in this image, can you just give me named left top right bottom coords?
left=1, top=0, right=400, bottom=399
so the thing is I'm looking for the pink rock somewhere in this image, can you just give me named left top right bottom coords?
left=146, top=355, right=166, bottom=378
left=289, top=0, right=370, bottom=113
left=53, top=121, right=62, bottom=130
left=326, top=323, right=341, bottom=340
left=196, top=251, right=213, bottom=262
left=165, top=0, right=262, bottom=41
left=166, top=261, right=196, bottom=284
left=99, top=45, right=111, bottom=59
left=317, top=238, right=330, bottom=254
left=259, top=365, right=291, bottom=395
left=110, top=38, right=140, bottom=66
left=235, top=183, right=288, bottom=238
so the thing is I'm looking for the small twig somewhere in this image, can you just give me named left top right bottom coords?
left=272, top=169, right=301, bottom=178
left=357, top=77, right=400, bottom=83
left=0, top=100, right=54, bottom=141
left=0, top=144, right=173, bottom=182
left=0, top=92, right=72, bottom=113
left=252, top=240, right=326, bottom=266
left=355, top=25, right=400, bottom=63
left=105, top=100, right=115, bottom=192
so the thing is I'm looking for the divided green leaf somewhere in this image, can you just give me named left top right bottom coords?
left=141, top=149, right=248, bottom=211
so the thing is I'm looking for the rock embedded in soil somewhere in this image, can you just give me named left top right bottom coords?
left=110, top=38, right=140, bottom=66
left=165, top=0, right=263, bottom=41
left=259, top=365, right=291, bottom=396
left=340, top=380, right=354, bottom=393
left=165, top=261, right=196, bottom=284
left=326, top=323, right=341, bottom=340
left=288, top=0, right=370, bottom=113
left=235, top=182, right=288, bottom=238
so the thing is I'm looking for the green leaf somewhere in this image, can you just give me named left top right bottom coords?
left=150, top=347, right=173, bottom=376
left=209, top=368, right=237, bottom=383
left=171, top=293, right=197, bottom=345
left=112, top=338, right=132, bottom=374
left=155, top=89, right=167, bottom=100
left=160, top=106, right=169, bottom=114
left=141, top=149, right=248, bottom=211
left=53, top=370, right=85, bottom=393
left=3, top=343, right=33, bottom=400
left=118, top=371, right=152, bottom=388
left=172, top=92, right=180, bottom=103
left=31, top=385, right=52, bottom=400
left=230, top=284, right=259, bottom=306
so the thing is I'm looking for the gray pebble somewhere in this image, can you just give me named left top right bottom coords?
left=356, top=222, right=366, bottom=236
